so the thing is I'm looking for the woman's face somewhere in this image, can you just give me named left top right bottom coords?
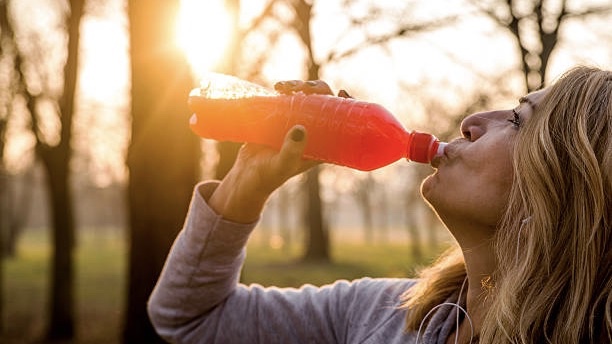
left=422, top=90, right=547, bottom=238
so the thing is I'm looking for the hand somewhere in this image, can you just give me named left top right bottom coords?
left=209, top=125, right=318, bottom=223
left=274, top=80, right=352, bottom=98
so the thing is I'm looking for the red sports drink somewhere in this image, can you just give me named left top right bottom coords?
left=188, top=74, right=446, bottom=171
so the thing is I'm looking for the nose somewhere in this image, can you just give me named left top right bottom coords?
left=460, top=112, right=486, bottom=141
left=459, top=110, right=509, bottom=141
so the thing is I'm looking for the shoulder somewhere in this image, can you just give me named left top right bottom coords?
left=327, top=278, right=417, bottom=343
left=334, top=277, right=416, bottom=308
left=326, top=277, right=415, bottom=298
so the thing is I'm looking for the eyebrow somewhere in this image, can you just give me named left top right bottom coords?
left=519, top=96, right=536, bottom=110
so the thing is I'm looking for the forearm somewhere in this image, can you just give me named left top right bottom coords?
left=149, top=126, right=316, bottom=341
left=208, top=167, right=270, bottom=224
left=147, top=182, right=257, bottom=340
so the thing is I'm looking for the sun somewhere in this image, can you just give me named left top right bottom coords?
left=176, top=0, right=232, bottom=78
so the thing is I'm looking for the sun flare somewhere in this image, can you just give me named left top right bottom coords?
left=176, top=0, right=232, bottom=78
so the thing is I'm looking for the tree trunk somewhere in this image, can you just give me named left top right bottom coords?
left=41, top=148, right=75, bottom=340
left=125, top=1, right=199, bottom=342
left=0, top=168, right=4, bottom=335
left=302, top=166, right=329, bottom=261
left=356, top=175, right=374, bottom=244
left=0, top=105, right=6, bottom=336
left=41, top=0, right=83, bottom=340
left=277, top=187, right=292, bottom=254
left=292, top=0, right=330, bottom=262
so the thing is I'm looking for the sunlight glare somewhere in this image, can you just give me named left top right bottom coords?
left=177, top=0, right=232, bottom=78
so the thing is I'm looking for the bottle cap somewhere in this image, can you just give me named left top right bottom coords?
left=410, top=132, right=438, bottom=163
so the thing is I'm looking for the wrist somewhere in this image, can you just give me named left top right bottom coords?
left=209, top=172, right=270, bottom=224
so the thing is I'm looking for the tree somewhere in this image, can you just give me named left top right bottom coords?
left=355, top=174, right=375, bottom=244
left=125, top=1, right=199, bottom=342
left=0, top=2, right=10, bottom=330
left=284, top=0, right=455, bottom=261
left=286, top=0, right=330, bottom=261
left=0, top=0, right=84, bottom=340
left=471, top=0, right=612, bottom=91
left=40, top=1, right=83, bottom=339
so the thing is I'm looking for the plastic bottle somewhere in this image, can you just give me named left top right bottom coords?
left=188, top=73, right=447, bottom=171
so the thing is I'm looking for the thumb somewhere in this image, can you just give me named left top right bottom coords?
left=277, top=125, right=307, bottom=169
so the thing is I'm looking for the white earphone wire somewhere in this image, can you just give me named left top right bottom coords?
left=414, top=277, right=474, bottom=344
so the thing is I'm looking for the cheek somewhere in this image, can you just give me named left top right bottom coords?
left=422, top=167, right=511, bottom=204
left=462, top=140, right=515, bottom=187
left=421, top=144, right=515, bottom=223
left=463, top=151, right=515, bottom=206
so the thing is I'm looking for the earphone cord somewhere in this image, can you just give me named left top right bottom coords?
left=414, top=277, right=473, bottom=344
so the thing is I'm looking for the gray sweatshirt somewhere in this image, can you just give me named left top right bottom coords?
left=148, top=182, right=464, bottom=344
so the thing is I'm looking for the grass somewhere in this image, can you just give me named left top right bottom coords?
left=1, top=228, right=449, bottom=343
left=242, top=241, right=444, bottom=287
left=2, top=229, right=126, bottom=344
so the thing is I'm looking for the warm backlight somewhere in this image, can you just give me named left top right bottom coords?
left=190, top=73, right=277, bottom=99
left=176, top=0, right=231, bottom=77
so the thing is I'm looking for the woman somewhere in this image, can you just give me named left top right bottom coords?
left=148, top=66, right=611, bottom=343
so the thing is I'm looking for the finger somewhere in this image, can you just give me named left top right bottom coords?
left=274, top=80, right=302, bottom=94
left=274, top=80, right=334, bottom=95
left=277, top=125, right=308, bottom=171
left=301, top=80, right=333, bottom=95
left=337, top=89, right=352, bottom=98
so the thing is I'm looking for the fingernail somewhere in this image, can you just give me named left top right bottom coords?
left=338, top=89, right=352, bottom=98
left=291, top=127, right=305, bottom=142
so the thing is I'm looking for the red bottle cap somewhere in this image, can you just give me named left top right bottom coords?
left=409, top=131, right=438, bottom=163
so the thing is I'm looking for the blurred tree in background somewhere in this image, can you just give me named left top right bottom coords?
left=0, top=0, right=84, bottom=340
left=471, top=0, right=612, bottom=92
left=125, top=0, right=199, bottom=342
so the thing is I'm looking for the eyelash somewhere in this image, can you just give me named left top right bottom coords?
left=508, top=109, right=522, bottom=128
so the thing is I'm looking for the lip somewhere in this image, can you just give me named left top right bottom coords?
left=431, top=155, right=444, bottom=168
left=430, top=145, right=448, bottom=168
left=430, top=139, right=461, bottom=168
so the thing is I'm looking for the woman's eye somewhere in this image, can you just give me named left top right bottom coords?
left=508, top=108, right=522, bottom=128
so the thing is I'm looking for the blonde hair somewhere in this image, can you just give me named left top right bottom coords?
left=403, top=66, right=612, bottom=343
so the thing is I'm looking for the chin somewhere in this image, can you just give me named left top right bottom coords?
left=420, top=173, right=438, bottom=201
left=419, top=173, right=457, bottom=222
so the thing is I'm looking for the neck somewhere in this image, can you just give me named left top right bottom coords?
left=436, top=210, right=500, bottom=341
left=445, top=239, right=495, bottom=344
left=447, top=221, right=497, bottom=342
left=461, top=238, right=495, bottom=305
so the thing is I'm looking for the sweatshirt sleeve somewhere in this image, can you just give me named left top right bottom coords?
left=148, top=181, right=416, bottom=344
left=147, top=181, right=256, bottom=341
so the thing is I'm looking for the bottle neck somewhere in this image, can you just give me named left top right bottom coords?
left=408, top=131, right=445, bottom=163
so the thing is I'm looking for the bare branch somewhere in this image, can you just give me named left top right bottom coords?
left=324, top=16, right=458, bottom=64
left=564, top=5, right=612, bottom=19
left=238, top=0, right=283, bottom=39
left=0, top=0, right=45, bottom=148
left=466, top=0, right=515, bottom=26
